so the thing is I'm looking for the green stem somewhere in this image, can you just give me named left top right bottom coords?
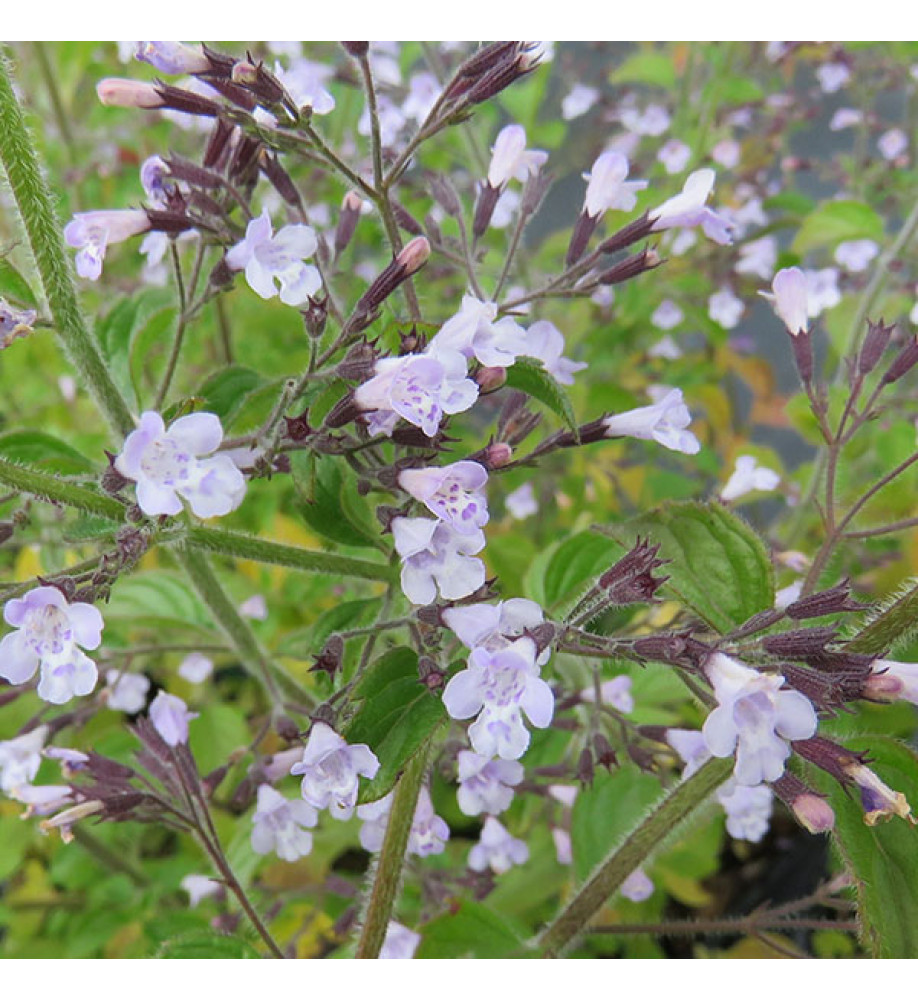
left=537, top=756, right=733, bottom=957
left=184, top=526, right=395, bottom=583
left=0, top=50, right=134, bottom=438
left=356, top=742, right=430, bottom=959
left=0, top=456, right=124, bottom=519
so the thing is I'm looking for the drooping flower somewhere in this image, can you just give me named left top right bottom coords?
left=64, top=210, right=151, bottom=280
left=149, top=692, right=198, bottom=746
left=717, top=780, right=773, bottom=842
left=379, top=921, right=421, bottom=960
left=649, top=169, right=733, bottom=245
left=0, top=725, right=48, bottom=794
left=0, top=586, right=103, bottom=705
left=602, top=388, right=701, bottom=455
left=442, top=636, right=554, bottom=760
left=134, top=41, right=211, bottom=75
left=487, top=124, right=547, bottom=189
left=178, top=652, right=214, bottom=684
left=391, top=517, right=486, bottom=605
left=115, top=410, right=246, bottom=518
left=427, top=296, right=527, bottom=368
left=250, top=784, right=318, bottom=862
left=181, top=874, right=222, bottom=907
left=225, top=210, right=321, bottom=306
left=523, top=321, right=587, bottom=385
left=468, top=816, right=529, bottom=874
left=720, top=455, right=781, bottom=502
left=398, top=461, right=489, bottom=535
left=456, top=751, right=524, bottom=816
left=702, top=652, right=818, bottom=786
left=760, top=267, right=809, bottom=335
left=620, top=868, right=654, bottom=902
left=357, top=786, right=450, bottom=856
left=105, top=670, right=150, bottom=713
left=290, top=722, right=379, bottom=820
left=581, top=151, right=647, bottom=219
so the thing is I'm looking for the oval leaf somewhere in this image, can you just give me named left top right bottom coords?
left=505, top=355, right=578, bottom=432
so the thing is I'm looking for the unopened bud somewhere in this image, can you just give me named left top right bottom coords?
left=483, top=442, right=513, bottom=468
left=593, top=733, right=617, bottom=770
left=231, top=60, right=259, bottom=86
left=475, top=366, right=507, bottom=394
left=596, top=248, right=662, bottom=286
left=567, top=211, right=599, bottom=267
left=335, top=191, right=364, bottom=257
left=473, top=183, right=501, bottom=238
left=341, top=41, right=370, bottom=58
left=96, top=78, right=165, bottom=109
left=353, top=238, right=430, bottom=316
left=398, top=236, right=431, bottom=275
left=577, top=748, right=594, bottom=786
left=785, top=579, right=868, bottom=620
left=882, top=335, right=918, bottom=383
left=418, top=656, right=446, bottom=693
left=858, top=319, right=894, bottom=375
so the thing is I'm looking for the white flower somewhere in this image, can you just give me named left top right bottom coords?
left=250, top=784, right=318, bottom=862
left=651, top=300, right=684, bottom=330
left=717, top=781, right=773, bottom=842
left=830, top=108, right=862, bottom=131
left=505, top=482, right=538, bottom=520
left=238, top=594, right=268, bottom=621
left=760, top=267, right=809, bottom=335
left=552, top=827, right=573, bottom=865
left=275, top=57, right=335, bottom=115
left=149, top=691, right=198, bottom=746
left=648, top=335, right=682, bottom=360
left=620, top=867, right=654, bottom=902
left=115, top=411, right=246, bottom=518
left=650, top=169, right=733, bottom=245
left=487, top=124, right=548, bottom=188
left=443, top=598, right=544, bottom=655
left=835, top=239, right=879, bottom=273
left=702, top=652, right=817, bottom=785
left=442, top=637, right=554, bottom=760
left=581, top=151, right=647, bottom=218
left=580, top=675, right=634, bottom=713
left=804, top=267, right=841, bottom=317
left=290, top=722, right=379, bottom=820
left=392, top=517, right=486, bottom=605
left=865, top=658, right=918, bottom=704
left=603, top=388, right=701, bottom=455
left=621, top=103, right=670, bottom=136
left=225, top=209, right=321, bottom=306
left=523, top=320, right=587, bottom=385
left=708, top=287, right=745, bottom=329
left=774, top=580, right=804, bottom=610
left=357, top=786, right=449, bottom=857
left=816, top=62, right=850, bottom=94
left=878, top=128, right=908, bottom=161
left=398, top=461, right=489, bottom=536
left=402, top=71, right=440, bottom=123
left=735, top=236, right=777, bottom=280
left=711, top=139, right=740, bottom=169
left=64, top=210, right=151, bottom=281
left=0, top=586, right=103, bottom=705
left=720, top=455, right=780, bottom=502
left=181, top=874, right=222, bottom=907
left=0, top=725, right=48, bottom=794
left=380, top=921, right=421, bottom=960
left=105, top=670, right=150, bottom=713
left=561, top=83, right=598, bottom=120
left=657, top=139, right=691, bottom=175
left=468, top=816, right=529, bottom=874
left=428, top=296, right=528, bottom=368
left=456, top=751, right=524, bottom=816
left=178, top=652, right=214, bottom=683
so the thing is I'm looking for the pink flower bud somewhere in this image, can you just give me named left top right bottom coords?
left=397, top=236, right=431, bottom=276
left=792, top=793, right=836, bottom=834
left=475, top=366, right=507, bottom=394
left=96, top=78, right=165, bottom=109
left=484, top=442, right=513, bottom=468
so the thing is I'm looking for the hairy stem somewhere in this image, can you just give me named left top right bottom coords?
left=0, top=456, right=124, bottom=519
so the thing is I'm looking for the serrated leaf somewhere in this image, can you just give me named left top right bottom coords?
left=596, top=501, right=774, bottom=633
left=846, top=580, right=918, bottom=655
left=792, top=200, right=884, bottom=255
left=0, top=258, right=37, bottom=307
left=415, top=901, right=530, bottom=959
left=343, top=646, right=446, bottom=803
left=505, top=355, right=577, bottom=432
left=293, top=453, right=380, bottom=549
left=571, top=767, right=662, bottom=883
left=155, top=931, right=260, bottom=959
left=0, top=430, right=95, bottom=474
left=810, top=736, right=918, bottom=958
left=197, top=365, right=268, bottom=425
left=541, top=530, right=621, bottom=610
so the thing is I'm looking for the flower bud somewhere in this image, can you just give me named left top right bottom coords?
left=784, top=579, right=868, bottom=619
left=341, top=41, right=370, bottom=58
left=858, top=319, right=894, bottom=375
left=135, top=41, right=211, bottom=75
left=335, top=191, right=364, bottom=257
left=96, top=78, right=166, bottom=109
left=593, top=733, right=617, bottom=770
left=577, top=748, right=594, bottom=787
left=481, top=442, right=513, bottom=469
left=353, top=238, right=431, bottom=316
left=595, top=247, right=662, bottom=286
left=473, top=183, right=501, bottom=238
left=475, top=366, right=507, bottom=394
left=882, top=335, right=918, bottom=384
left=566, top=211, right=600, bottom=267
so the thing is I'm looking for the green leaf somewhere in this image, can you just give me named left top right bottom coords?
left=541, top=530, right=621, bottom=610
left=811, top=737, right=918, bottom=958
left=610, top=51, right=676, bottom=88
left=505, top=355, right=578, bottom=432
left=293, top=453, right=381, bottom=549
left=0, top=257, right=37, bottom=306
left=188, top=703, right=251, bottom=774
left=596, top=501, right=774, bottom=633
left=198, top=365, right=268, bottom=426
left=846, top=579, right=918, bottom=655
left=0, top=430, right=95, bottom=474
left=344, top=646, right=446, bottom=803
left=276, top=597, right=382, bottom=660
left=155, top=931, right=260, bottom=959
left=106, top=571, right=213, bottom=630
left=96, top=289, right=174, bottom=407
left=792, top=200, right=885, bottom=255
left=571, top=767, right=663, bottom=882
left=415, top=901, right=531, bottom=959
left=0, top=811, right=34, bottom=881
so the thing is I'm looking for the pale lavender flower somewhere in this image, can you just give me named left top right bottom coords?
left=864, top=659, right=918, bottom=705
left=225, top=210, right=321, bottom=306
left=239, top=594, right=268, bottom=621
left=443, top=598, right=545, bottom=658
left=149, top=691, right=198, bottom=746
left=816, top=61, right=850, bottom=93
left=11, top=783, right=74, bottom=817
left=64, top=210, right=151, bottom=280
left=398, top=461, right=489, bottom=535
left=402, top=71, right=440, bottom=123
left=456, top=751, right=524, bottom=816
left=548, top=784, right=579, bottom=808
left=487, top=124, right=548, bottom=188
left=181, top=874, right=222, bottom=906
left=830, top=107, right=862, bottom=131
left=657, top=139, right=691, bottom=175
left=428, top=296, right=528, bottom=368
left=648, top=335, right=682, bottom=360
left=443, top=637, right=553, bottom=760
left=711, top=139, right=740, bottom=169
left=104, top=670, right=150, bottom=713
left=552, top=827, right=573, bottom=865
left=878, top=128, right=908, bottom=161
left=114, top=410, right=246, bottom=518
left=651, top=299, right=684, bottom=330
left=356, top=793, right=392, bottom=852
left=760, top=267, right=809, bottom=334
left=835, top=239, right=879, bottom=273
left=358, top=95, right=406, bottom=146
left=702, top=652, right=817, bottom=785
left=0, top=586, right=103, bottom=704
left=505, top=482, right=538, bottom=520
left=649, top=169, right=733, bottom=245
left=603, top=388, right=701, bottom=455
left=178, top=652, right=214, bottom=684
left=380, top=921, right=421, bottom=960
left=620, top=868, right=654, bottom=902
left=491, top=187, right=521, bottom=228
left=354, top=351, right=477, bottom=438
left=135, top=41, right=210, bottom=74
left=708, top=287, right=745, bottom=329
left=358, top=786, right=449, bottom=857
left=392, top=517, right=486, bottom=605
left=717, top=781, right=773, bottom=842
left=621, top=103, right=670, bottom=136
left=58, top=376, right=77, bottom=402
left=468, top=816, right=529, bottom=874
left=774, top=580, right=804, bottom=611
left=720, top=455, right=780, bottom=502
left=666, top=728, right=711, bottom=778
left=291, top=722, right=379, bottom=820
left=735, top=235, right=777, bottom=280
left=561, top=83, right=598, bottom=120
left=0, top=725, right=48, bottom=794
left=580, top=676, right=634, bottom=713
left=250, top=784, right=318, bottom=862
left=581, top=151, right=647, bottom=218
left=275, top=57, right=335, bottom=115
left=140, top=155, right=170, bottom=204
left=524, top=320, right=587, bottom=385
left=804, top=267, right=841, bottom=317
